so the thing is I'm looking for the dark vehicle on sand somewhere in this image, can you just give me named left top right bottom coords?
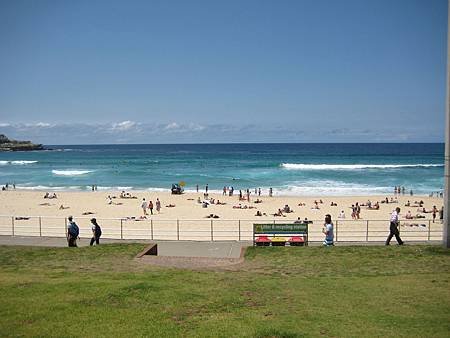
left=171, top=183, right=184, bottom=194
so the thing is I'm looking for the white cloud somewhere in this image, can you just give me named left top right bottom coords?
left=164, top=122, right=179, bottom=130
left=163, top=122, right=205, bottom=133
left=187, top=122, right=205, bottom=131
left=0, top=123, right=10, bottom=127
left=35, top=122, right=51, bottom=127
left=111, top=120, right=137, bottom=131
left=19, top=122, right=52, bottom=128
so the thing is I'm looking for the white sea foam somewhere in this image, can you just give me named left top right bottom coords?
left=281, top=163, right=444, bottom=170
left=16, top=185, right=78, bottom=191
left=94, top=186, right=134, bottom=191
left=270, top=181, right=391, bottom=196
left=0, top=160, right=38, bottom=165
left=11, top=160, right=38, bottom=165
left=52, top=170, right=93, bottom=176
left=145, top=187, right=170, bottom=192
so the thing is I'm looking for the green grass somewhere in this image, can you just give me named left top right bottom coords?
left=0, top=244, right=449, bottom=337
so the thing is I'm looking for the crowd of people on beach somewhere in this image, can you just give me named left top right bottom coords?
left=3, top=181, right=444, bottom=248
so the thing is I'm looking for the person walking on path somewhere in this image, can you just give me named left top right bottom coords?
left=385, top=207, right=404, bottom=245
left=148, top=200, right=154, bottom=215
left=322, top=214, right=334, bottom=246
left=67, top=216, right=79, bottom=247
left=156, top=198, right=161, bottom=213
left=141, top=198, right=148, bottom=216
left=90, top=218, right=102, bottom=246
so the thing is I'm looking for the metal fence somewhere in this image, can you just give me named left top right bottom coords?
left=0, top=215, right=443, bottom=243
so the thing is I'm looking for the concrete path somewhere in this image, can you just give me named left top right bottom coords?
left=155, top=240, right=249, bottom=258
left=0, top=236, right=440, bottom=259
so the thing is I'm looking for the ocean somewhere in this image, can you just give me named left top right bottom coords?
left=0, top=143, right=444, bottom=196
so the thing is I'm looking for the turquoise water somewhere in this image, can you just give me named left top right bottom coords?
left=0, top=143, right=444, bottom=196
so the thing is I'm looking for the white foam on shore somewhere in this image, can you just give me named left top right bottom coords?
left=281, top=163, right=444, bottom=170
left=0, top=160, right=38, bottom=165
left=10, top=183, right=433, bottom=196
left=145, top=187, right=170, bottom=192
left=52, top=170, right=93, bottom=176
left=269, top=179, right=391, bottom=196
left=16, top=185, right=80, bottom=191
left=94, top=186, right=134, bottom=191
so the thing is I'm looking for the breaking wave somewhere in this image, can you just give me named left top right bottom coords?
left=281, top=163, right=444, bottom=170
left=0, top=160, right=38, bottom=165
left=52, top=170, right=93, bottom=176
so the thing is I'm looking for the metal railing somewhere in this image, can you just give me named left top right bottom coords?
left=0, top=215, right=443, bottom=243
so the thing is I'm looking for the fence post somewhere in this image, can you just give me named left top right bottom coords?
left=11, top=216, right=14, bottom=236
left=366, top=220, right=369, bottom=242
left=177, top=219, right=180, bottom=241
left=39, top=216, right=42, bottom=237
left=238, top=220, right=241, bottom=241
left=211, top=219, right=214, bottom=241
left=335, top=220, right=338, bottom=242
left=428, top=220, right=431, bottom=241
left=120, top=219, right=123, bottom=239
left=151, top=219, right=153, bottom=240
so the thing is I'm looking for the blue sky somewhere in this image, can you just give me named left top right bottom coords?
left=0, top=0, right=447, bottom=143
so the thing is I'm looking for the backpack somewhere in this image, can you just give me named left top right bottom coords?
left=95, top=224, right=102, bottom=236
left=69, top=222, right=79, bottom=237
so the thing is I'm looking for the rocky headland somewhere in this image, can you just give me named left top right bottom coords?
left=0, top=134, right=44, bottom=151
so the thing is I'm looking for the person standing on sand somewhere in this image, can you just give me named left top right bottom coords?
left=269, top=188, right=273, bottom=197
left=196, top=184, right=199, bottom=192
left=322, top=214, right=334, bottom=246
left=148, top=200, right=154, bottom=215
left=156, top=198, right=161, bottom=213
left=385, top=207, right=404, bottom=245
left=432, top=205, right=437, bottom=223
left=141, top=198, right=148, bottom=215
left=67, top=216, right=79, bottom=247
left=205, top=184, right=209, bottom=194
left=90, top=218, right=102, bottom=246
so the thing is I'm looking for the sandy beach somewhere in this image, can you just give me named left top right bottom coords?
left=0, top=190, right=444, bottom=242
left=0, top=190, right=443, bottom=220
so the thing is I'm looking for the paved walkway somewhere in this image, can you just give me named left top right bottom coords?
left=0, top=236, right=441, bottom=260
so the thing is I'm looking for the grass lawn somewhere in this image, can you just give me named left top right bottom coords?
left=0, top=244, right=449, bottom=337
